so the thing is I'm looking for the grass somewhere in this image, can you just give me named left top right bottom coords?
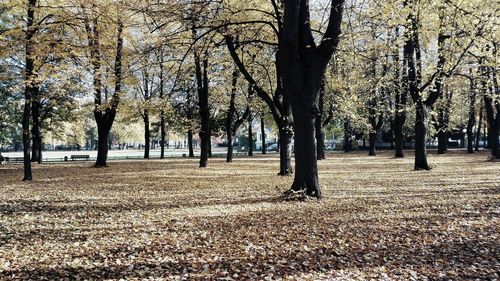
left=0, top=151, right=498, bottom=280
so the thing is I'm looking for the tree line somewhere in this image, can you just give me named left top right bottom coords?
left=0, top=0, right=498, bottom=198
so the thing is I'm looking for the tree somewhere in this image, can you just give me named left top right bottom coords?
left=281, top=0, right=344, bottom=198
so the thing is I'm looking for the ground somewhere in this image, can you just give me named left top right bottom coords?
left=0, top=151, right=498, bottom=280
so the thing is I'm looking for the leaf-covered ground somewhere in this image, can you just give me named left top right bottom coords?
left=0, top=151, right=498, bottom=280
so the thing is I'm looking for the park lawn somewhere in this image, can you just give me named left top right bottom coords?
left=0, top=151, right=498, bottom=280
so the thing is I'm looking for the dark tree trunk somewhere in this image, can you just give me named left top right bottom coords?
left=315, top=117, right=325, bottom=160
left=226, top=134, right=234, bottom=162
left=343, top=120, right=352, bottom=153
left=188, top=130, right=194, bottom=157
left=248, top=114, right=253, bottom=156
left=159, top=49, right=166, bottom=159
left=437, top=131, right=448, bottom=154
left=195, top=50, right=210, bottom=167
left=22, top=0, right=37, bottom=181
left=261, top=116, right=266, bottom=154
left=31, top=92, right=42, bottom=163
left=278, top=127, right=293, bottom=175
left=483, top=70, right=499, bottom=159
left=143, top=110, right=150, bottom=159
left=414, top=102, right=430, bottom=170
left=394, top=37, right=408, bottom=158
left=315, top=78, right=326, bottom=160
left=95, top=111, right=116, bottom=167
left=290, top=107, right=319, bottom=197
left=368, top=132, right=377, bottom=156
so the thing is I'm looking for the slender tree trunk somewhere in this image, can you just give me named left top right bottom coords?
left=31, top=93, right=42, bottom=163
left=467, top=77, right=476, bottom=153
left=143, top=110, right=150, bottom=159
left=315, top=116, right=326, bottom=160
left=475, top=107, right=483, bottom=151
left=261, top=116, right=266, bottom=154
left=368, top=132, right=377, bottom=156
left=248, top=115, right=253, bottom=156
left=22, top=89, right=33, bottom=181
left=278, top=127, right=293, bottom=175
left=160, top=116, right=166, bottom=158
left=414, top=102, right=430, bottom=170
left=343, top=120, right=352, bottom=153
left=188, top=130, right=194, bottom=158
left=195, top=53, right=210, bottom=167
left=226, top=134, right=234, bottom=162
left=22, top=0, right=37, bottom=181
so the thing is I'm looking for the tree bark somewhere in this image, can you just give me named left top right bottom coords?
left=226, top=133, right=234, bottom=162
left=195, top=50, right=210, bottom=167
left=143, top=110, right=150, bottom=159
left=343, top=120, right=352, bottom=153
left=31, top=91, right=42, bottom=163
left=248, top=114, right=253, bottom=156
left=22, top=0, right=37, bottom=181
left=475, top=106, right=483, bottom=151
left=188, top=130, right=194, bottom=157
left=467, top=76, right=476, bottom=153
left=278, top=127, right=293, bottom=175
left=315, top=78, right=326, bottom=160
left=368, top=132, right=377, bottom=156
left=261, top=116, right=266, bottom=154
left=95, top=111, right=115, bottom=167
left=414, top=102, right=430, bottom=170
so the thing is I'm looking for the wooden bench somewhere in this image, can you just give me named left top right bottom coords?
left=5, top=157, right=24, bottom=163
left=70, top=155, right=90, bottom=161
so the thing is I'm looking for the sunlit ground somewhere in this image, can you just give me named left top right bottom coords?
left=0, top=151, right=498, bottom=280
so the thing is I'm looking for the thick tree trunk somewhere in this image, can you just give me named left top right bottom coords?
left=261, top=116, right=266, bottom=154
left=437, top=131, right=448, bottom=154
left=414, top=102, right=430, bottom=170
left=368, top=132, right=377, bottom=156
left=290, top=108, right=320, bottom=197
left=188, top=130, right=194, bottom=158
left=278, top=127, right=293, bottom=176
left=95, top=111, right=116, bottom=167
left=143, top=110, right=150, bottom=159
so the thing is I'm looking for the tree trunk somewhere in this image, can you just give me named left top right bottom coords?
left=31, top=94, right=42, bottom=163
left=188, top=130, right=194, bottom=158
left=278, top=127, right=293, bottom=176
left=368, top=132, right=377, bottom=156
left=143, top=110, right=150, bottom=159
left=414, top=102, right=430, bottom=170
left=95, top=111, right=115, bottom=167
left=466, top=77, right=476, bottom=153
left=248, top=115, right=253, bottom=156
left=475, top=107, right=483, bottom=151
left=226, top=134, right=233, bottom=162
left=261, top=116, right=266, bottom=154
left=343, top=120, right=352, bottom=153
left=22, top=0, right=37, bottom=181
left=290, top=106, right=320, bottom=197
left=160, top=116, right=166, bottom=158
left=437, top=131, right=447, bottom=154
left=315, top=116, right=326, bottom=160
left=22, top=88, right=32, bottom=181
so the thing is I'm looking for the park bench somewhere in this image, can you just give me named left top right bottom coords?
left=6, top=157, right=24, bottom=163
left=70, top=155, right=90, bottom=161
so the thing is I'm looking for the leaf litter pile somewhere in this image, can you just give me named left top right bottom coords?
left=0, top=151, right=498, bottom=280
